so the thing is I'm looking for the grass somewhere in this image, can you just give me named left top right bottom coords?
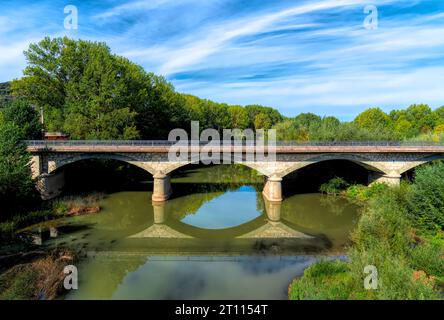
left=52, top=192, right=104, bottom=216
left=0, top=210, right=54, bottom=243
left=289, top=260, right=353, bottom=300
left=290, top=165, right=444, bottom=300
left=0, top=250, right=76, bottom=300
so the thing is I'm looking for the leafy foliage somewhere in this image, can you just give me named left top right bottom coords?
left=290, top=162, right=444, bottom=300
left=1, top=99, right=42, bottom=139
left=9, top=37, right=444, bottom=143
left=408, top=161, right=444, bottom=229
left=319, top=177, right=349, bottom=195
left=0, top=122, right=36, bottom=216
left=289, top=260, right=353, bottom=300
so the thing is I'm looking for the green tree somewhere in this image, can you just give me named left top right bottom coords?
left=293, top=113, right=322, bottom=129
left=0, top=122, right=34, bottom=216
left=245, top=105, right=283, bottom=130
left=1, top=99, right=42, bottom=139
left=11, top=37, right=192, bottom=139
left=253, top=113, right=272, bottom=130
left=12, top=37, right=142, bottom=139
left=393, top=116, right=414, bottom=138
left=405, top=104, right=434, bottom=134
left=408, top=161, right=444, bottom=229
left=354, top=108, right=390, bottom=131
left=432, top=106, right=444, bottom=127
left=228, top=105, right=249, bottom=129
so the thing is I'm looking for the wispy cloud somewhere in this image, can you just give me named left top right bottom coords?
left=94, top=0, right=177, bottom=19
left=1, top=0, right=444, bottom=118
left=153, top=0, right=382, bottom=75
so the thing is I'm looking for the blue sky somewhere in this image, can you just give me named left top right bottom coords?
left=1, top=0, right=444, bottom=119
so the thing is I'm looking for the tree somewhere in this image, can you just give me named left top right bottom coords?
left=274, top=119, right=309, bottom=141
left=293, top=113, right=322, bottom=129
left=12, top=37, right=159, bottom=139
left=432, top=106, right=444, bottom=127
left=253, top=113, right=272, bottom=130
left=408, top=161, right=444, bottom=229
left=405, top=104, right=434, bottom=134
left=228, top=105, right=249, bottom=129
left=393, top=116, right=414, bottom=138
left=245, top=105, right=283, bottom=130
left=1, top=99, right=42, bottom=139
left=310, top=116, right=341, bottom=141
left=134, top=76, right=191, bottom=139
left=0, top=122, right=35, bottom=216
left=434, top=124, right=444, bottom=135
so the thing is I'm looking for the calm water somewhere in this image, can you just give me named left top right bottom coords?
left=26, top=165, right=360, bottom=300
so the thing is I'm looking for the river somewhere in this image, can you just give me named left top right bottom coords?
left=25, top=164, right=360, bottom=299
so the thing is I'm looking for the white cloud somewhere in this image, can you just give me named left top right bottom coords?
left=94, top=0, right=198, bottom=19
left=154, top=0, right=386, bottom=75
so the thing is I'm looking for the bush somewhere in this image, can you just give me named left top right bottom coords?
left=0, top=250, right=76, bottom=300
left=409, top=240, right=444, bottom=279
left=319, top=177, right=349, bottom=195
left=289, top=260, right=353, bottom=300
left=408, top=161, right=444, bottom=230
left=290, top=163, right=444, bottom=300
left=345, top=183, right=390, bottom=203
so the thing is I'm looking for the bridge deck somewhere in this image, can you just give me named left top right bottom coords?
left=25, top=141, right=444, bottom=153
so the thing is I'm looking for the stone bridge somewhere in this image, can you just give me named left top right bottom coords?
left=26, top=141, right=444, bottom=201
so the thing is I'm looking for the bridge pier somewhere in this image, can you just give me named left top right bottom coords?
left=263, top=198, right=281, bottom=221
left=36, top=171, right=65, bottom=200
left=153, top=202, right=167, bottom=224
left=152, top=173, right=172, bottom=202
left=262, top=176, right=283, bottom=202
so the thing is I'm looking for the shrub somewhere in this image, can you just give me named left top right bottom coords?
left=408, top=161, right=444, bottom=230
left=319, top=177, right=349, bottom=195
left=290, top=163, right=444, bottom=300
left=345, top=183, right=389, bottom=203
left=289, top=260, right=353, bottom=300
left=409, top=240, right=444, bottom=279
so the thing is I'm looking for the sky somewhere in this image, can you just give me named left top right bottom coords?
left=1, top=0, right=444, bottom=120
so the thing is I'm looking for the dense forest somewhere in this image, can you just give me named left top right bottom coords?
left=2, top=37, right=444, bottom=142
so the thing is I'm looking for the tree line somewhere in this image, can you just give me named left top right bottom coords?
left=3, top=36, right=443, bottom=142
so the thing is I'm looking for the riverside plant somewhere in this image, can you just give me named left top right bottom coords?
left=52, top=193, right=105, bottom=216
left=289, top=163, right=444, bottom=300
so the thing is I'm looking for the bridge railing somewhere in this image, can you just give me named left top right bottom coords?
left=24, top=140, right=444, bottom=147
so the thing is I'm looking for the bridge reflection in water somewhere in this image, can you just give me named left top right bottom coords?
left=23, top=165, right=359, bottom=299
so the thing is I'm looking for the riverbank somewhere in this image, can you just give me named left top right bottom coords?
left=0, top=249, right=77, bottom=300
left=289, top=163, right=444, bottom=299
left=0, top=193, right=104, bottom=246
left=0, top=193, right=103, bottom=300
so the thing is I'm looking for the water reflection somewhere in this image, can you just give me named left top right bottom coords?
left=68, top=255, right=320, bottom=300
left=180, top=186, right=262, bottom=229
left=20, top=165, right=359, bottom=300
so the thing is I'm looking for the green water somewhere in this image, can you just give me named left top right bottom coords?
left=28, top=165, right=360, bottom=300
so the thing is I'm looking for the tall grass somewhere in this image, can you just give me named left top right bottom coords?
left=289, top=163, right=444, bottom=300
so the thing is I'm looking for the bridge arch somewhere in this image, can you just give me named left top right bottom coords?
left=48, top=153, right=156, bottom=175
left=278, top=154, right=386, bottom=178
left=397, top=153, right=444, bottom=175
